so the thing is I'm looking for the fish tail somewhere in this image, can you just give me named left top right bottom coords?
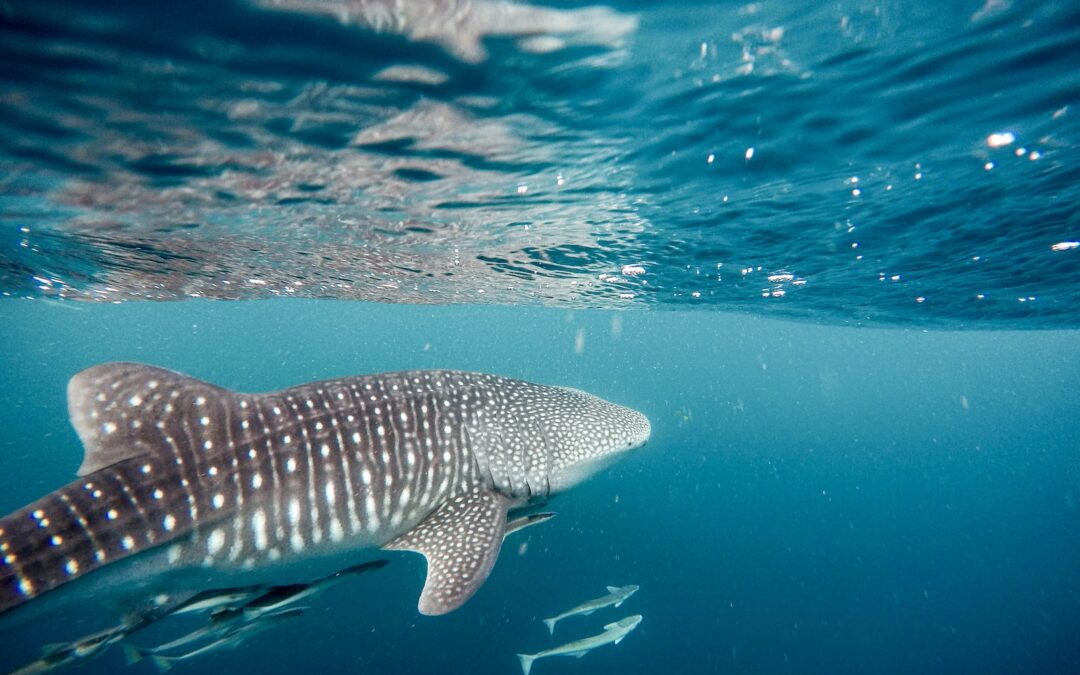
left=542, top=617, right=557, bottom=635
left=517, top=653, right=537, bottom=675
left=122, top=642, right=145, bottom=665
left=0, top=459, right=189, bottom=617
left=150, top=654, right=175, bottom=672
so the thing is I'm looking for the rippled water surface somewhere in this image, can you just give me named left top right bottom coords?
left=2, top=0, right=1077, bottom=325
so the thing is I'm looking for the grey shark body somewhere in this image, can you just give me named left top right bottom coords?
left=504, top=512, right=555, bottom=538
left=0, top=364, right=649, bottom=620
left=233, top=559, right=390, bottom=620
left=542, top=583, right=639, bottom=634
left=518, top=614, right=642, bottom=675
left=140, top=607, right=307, bottom=672
left=8, top=625, right=127, bottom=675
left=166, top=585, right=268, bottom=617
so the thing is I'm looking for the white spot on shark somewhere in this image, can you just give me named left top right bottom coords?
left=252, top=509, right=268, bottom=550
left=207, top=529, right=225, bottom=555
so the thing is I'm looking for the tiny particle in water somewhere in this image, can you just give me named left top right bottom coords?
left=1050, top=241, right=1078, bottom=251
left=987, top=132, right=1015, bottom=148
left=744, top=147, right=754, bottom=160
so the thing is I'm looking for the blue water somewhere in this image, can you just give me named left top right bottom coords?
left=1, top=0, right=1079, bottom=673
left=1, top=301, right=1078, bottom=674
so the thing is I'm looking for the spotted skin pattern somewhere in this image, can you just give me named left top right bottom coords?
left=0, top=363, right=650, bottom=616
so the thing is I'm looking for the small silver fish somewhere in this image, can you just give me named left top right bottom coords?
left=504, top=512, right=556, bottom=538
left=166, top=585, right=267, bottom=616
left=234, top=559, right=389, bottom=620
left=542, top=584, right=639, bottom=634
left=134, top=607, right=307, bottom=672
left=128, top=560, right=387, bottom=659
left=122, top=610, right=249, bottom=664
left=8, top=626, right=125, bottom=675
left=518, top=614, right=642, bottom=675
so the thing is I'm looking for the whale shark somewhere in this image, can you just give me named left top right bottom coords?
left=0, top=363, right=650, bottom=622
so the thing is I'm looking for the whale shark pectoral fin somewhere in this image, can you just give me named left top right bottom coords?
left=384, top=487, right=510, bottom=616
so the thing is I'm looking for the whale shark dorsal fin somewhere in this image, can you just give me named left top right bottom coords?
left=607, top=585, right=621, bottom=593
left=384, top=487, right=510, bottom=616
left=67, top=362, right=234, bottom=476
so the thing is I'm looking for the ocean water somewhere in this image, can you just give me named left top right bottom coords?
left=1, top=0, right=1079, bottom=674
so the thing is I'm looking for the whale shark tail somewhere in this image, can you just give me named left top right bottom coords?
left=518, top=653, right=537, bottom=675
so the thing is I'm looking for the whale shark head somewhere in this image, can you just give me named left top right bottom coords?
left=469, top=379, right=650, bottom=499
left=541, top=386, right=650, bottom=493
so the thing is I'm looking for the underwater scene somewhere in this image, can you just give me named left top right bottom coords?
left=1, top=1, right=1078, bottom=674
